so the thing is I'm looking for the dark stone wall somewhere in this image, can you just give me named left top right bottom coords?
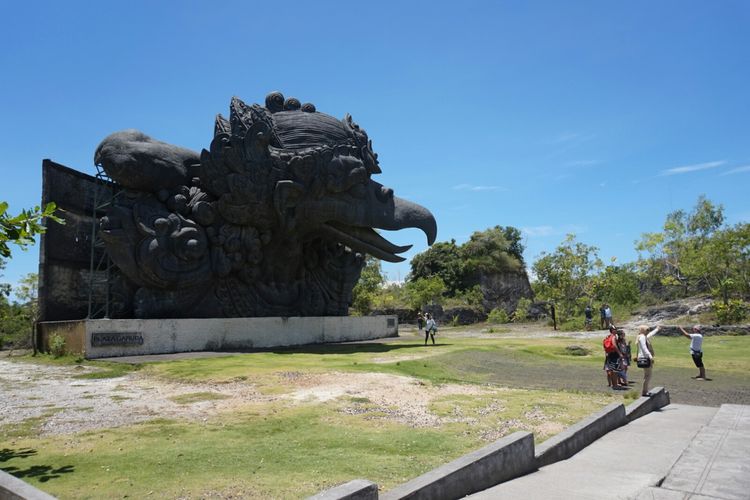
left=38, top=160, right=116, bottom=321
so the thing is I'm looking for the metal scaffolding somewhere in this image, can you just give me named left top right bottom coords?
left=86, top=164, right=120, bottom=319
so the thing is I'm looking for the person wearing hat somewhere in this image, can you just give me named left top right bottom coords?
left=679, top=324, right=707, bottom=380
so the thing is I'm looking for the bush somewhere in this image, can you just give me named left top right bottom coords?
left=513, top=298, right=532, bottom=322
left=49, top=334, right=66, bottom=358
left=713, top=300, right=748, bottom=324
left=487, top=307, right=510, bottom=324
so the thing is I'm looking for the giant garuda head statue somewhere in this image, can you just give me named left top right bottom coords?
left=94, top=92, right=437, bottom=318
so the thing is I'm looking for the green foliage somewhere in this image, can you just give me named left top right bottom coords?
left=405, top=276, right=447, bottom=309
left=713, top=300, right=748, bottom=324
left=462, top=226, right=524, bottom=273
left=409, top=226, right=525, bottom=299
left=635, top=195, right=748, bottom=302
left=591, top=264, right=640, bottom=307
left=0, top=202, right=63, bottom=258
left=49, top=334, right=66, bottom=358
left=444, top=285, right=484, bottom=309
left=532, top=234, right=602, bottom=321
left=409, top=240, right=466, bottom=294
left=351, top=256, right=385, bottom=315
left=513, top=297, right=532, bottom=322
left=487, top=307, right=510, bottom=324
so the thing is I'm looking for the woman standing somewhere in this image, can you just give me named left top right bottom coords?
left=636, top=325, right=661, bottom=396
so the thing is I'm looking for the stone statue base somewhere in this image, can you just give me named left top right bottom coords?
left=37, top=316, right=398, bottom=359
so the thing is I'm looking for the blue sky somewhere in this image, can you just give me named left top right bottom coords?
left=1, top=1, right=749, bottom=292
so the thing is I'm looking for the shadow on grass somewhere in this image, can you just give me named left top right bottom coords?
left=0, top=448, right=37, bottom=462
left=265, top=342, right=454, bottom=355
left=2, top=464, right=75, bottom=483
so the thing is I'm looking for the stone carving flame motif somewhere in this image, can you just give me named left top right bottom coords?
left=95, top=92, right=437, bottom=318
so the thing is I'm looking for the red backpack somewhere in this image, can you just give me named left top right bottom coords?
left=603, top=334, right=617, bottom=353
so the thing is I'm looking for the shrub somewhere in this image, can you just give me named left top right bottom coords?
left=451, top=315, right=460, bottom=327
left=487, top=307, right=510, bottom=324
left=713, top=300, right=748, bottom=324
left=49, top=334, right=66, bottom=358
left=513, top=298, right=532, bottom=322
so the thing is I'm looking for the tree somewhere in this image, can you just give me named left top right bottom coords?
left=404, top=276, right=447, bottom=310
left=532, top=234, right=602, bottom=320
left=462, top=226, right=524, bottom=274
left=0, top=202, right=62, bottom=258
left=350, top=256, right=385, bottom=315
left=635, top=195, right=748, bottom=303
left=408, top=239, right=465, bottom=295
left=408, top=226, right=526, bottom=298
left=592, top=263, right=640, bottom=307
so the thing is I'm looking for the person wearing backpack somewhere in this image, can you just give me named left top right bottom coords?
left=603, top=326, right=625, bottom=389
left=424, top=313, right=437, bottom=345
left=635, top=325, right=661, bottom=396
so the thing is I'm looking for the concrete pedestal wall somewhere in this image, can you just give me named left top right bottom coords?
left=38, top=316, right=398, bottom=359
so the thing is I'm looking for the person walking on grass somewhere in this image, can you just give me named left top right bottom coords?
left=424, top=313, right=437, bottom=345
left=584, top=304, right=593, bottom=331
left=679, top=324, right=708, bottom=381
left=635, top=324, right=661, bottom=396
left=600, top=304, right=607, bottom=329
left=417, top=312, right=424, bottom=333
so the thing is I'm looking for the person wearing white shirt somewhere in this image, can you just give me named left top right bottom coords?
left=636, top=325, right=660, bottom=396
left=679, top=324, right=707, bottom=380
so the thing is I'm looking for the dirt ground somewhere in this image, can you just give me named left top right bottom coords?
left=1, top=321, right=746, bottom=437
left=0, top=358, right=503, bottom=437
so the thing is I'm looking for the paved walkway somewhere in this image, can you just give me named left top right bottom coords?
left=470, top=404, right=741, bottom=500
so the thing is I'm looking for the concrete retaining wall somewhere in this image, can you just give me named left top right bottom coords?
left=38, top=316, right=398, bottom=359
left=535, top=402, right=626, bottom=468
left=625, top=387, right=670, bottom=422
left=381, top=431, right=535, bottom=500
left=0, top=469, right=57, bottom=500
left=306, top=479, right=378, bottom=500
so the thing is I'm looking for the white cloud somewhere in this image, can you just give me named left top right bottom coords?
left=720, top=165, right=750, bottom=176
left=659, top=160, right=725, bottom=176
left=452, top=183, right=505, bottom=192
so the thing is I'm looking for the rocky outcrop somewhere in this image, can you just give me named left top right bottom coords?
left=471, top=269, right=534, bottom=314
left=629, top=296, right=713, bottom=324
left=442, top=307, right=487, bottom=325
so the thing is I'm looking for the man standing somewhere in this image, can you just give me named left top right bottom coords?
left=604, top=304, right=613, bottom=328
left=679, top=324, right=708, bottom=380
left=584, top=305, right=593, bottom=331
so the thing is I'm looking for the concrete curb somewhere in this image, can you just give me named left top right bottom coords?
left=381, top=431, right=535, bottom=500
left=306, top=479, right=378, bottom=500
left=0, top=469, right=57, bottom=500
left=625, top=386, right=670, bottom=422
left=535, top=402, right=626, bottom=468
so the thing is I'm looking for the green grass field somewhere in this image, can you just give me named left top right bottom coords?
left=2, top=327, right=749, bottom=498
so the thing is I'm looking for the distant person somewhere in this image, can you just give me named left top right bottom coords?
left=603, top=326, right=626, bottom=389
left=550, top=302, right=557, bottom=331
left=635, top=325, right=660, bottom=397
left=679, top=324, right=708, bottom=381
left=417, top=312, right=424, bottom=333
left=604, top=304, right=613, bottom=328
left=599, top=304, right=607, bottom=329
left=584, top=305, right=593, bottom=331
left=424, top=313, right=437, bottom=345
